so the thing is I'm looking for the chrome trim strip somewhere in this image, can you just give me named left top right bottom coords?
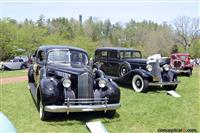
left=44, top=103, right=121, bottom=113
left=149, top=81, right=180, bottom=86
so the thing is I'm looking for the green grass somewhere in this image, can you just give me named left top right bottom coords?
left=0, top=68, right=200, bottom=133
left=0, top=69, right=27, bottom=78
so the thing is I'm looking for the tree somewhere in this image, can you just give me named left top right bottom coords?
left=174, top=16, right=200, bottom=53
left=37, top=14, right=45, bottom=28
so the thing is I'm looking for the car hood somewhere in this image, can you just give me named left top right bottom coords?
left=47, top=63, right=92, bottom=75
left=125, top=58, right=147, bottom=64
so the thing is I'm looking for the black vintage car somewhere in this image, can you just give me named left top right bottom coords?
left=93, top=47, right=179, bottom=93
left=28, top=45, right=120, bottom=120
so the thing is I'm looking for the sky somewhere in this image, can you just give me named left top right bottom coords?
left=1, top=0, right=199, bottom=24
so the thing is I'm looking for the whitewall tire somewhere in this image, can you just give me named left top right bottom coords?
left=132, top=74, right=149, bottom=93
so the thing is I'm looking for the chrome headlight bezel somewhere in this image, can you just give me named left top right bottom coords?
left=146, top=64, right=153, bottom=71
left=62, top=78, right=71, bottom=88
left=98, top=79, right=106, bottom=88
left=163, top=64, right=170, bottom=71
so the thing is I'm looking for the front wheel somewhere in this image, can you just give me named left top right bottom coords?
left=105, top=110, right=116, bottom=118
left=39, top=100, right=50, bottom=121
left=119, top=63, right=131, bottom=77
left=132, top=74, right=149, bottom=93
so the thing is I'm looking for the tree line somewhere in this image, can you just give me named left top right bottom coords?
left=0, top=15, right=199, bottom=60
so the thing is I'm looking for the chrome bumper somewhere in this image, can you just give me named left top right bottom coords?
left=176, top=69, right=190, bottom=73
left=149, top=81, right=180, bottom=86
left=44, top=103, right=121, bottom=113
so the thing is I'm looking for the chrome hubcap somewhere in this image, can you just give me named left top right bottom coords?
left=121, top=68, right=127, bottom=76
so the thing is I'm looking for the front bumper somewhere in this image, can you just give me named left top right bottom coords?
left=44, top=103, right=121, bottom=113
left=149, top=81, right=180, bottom=87
left=176, top=69, right=190, bottom=74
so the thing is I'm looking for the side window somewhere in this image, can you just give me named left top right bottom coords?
left=120, top=51, right=124, bottom=59
left=19, top=59, right=24, bottom=62
left=125, top=51, right=132, bottom=58
left=101, top=51, right=107, bottom=58
left=37, top=50, right=46, bottom=63
left=95, top=51, right=101, bottom=58
left=13, top=59, right=18, bottom=62
left=108, top=50, right=118, bottom=59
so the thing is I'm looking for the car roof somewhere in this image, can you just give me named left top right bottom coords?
left=38, top=45, right=87, bottom=53
left=95, top=47, right=140, bottom=51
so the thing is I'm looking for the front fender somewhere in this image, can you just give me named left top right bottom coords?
left=104, top=79, right=120, bottom=103
left=119, top=69, right=153, bottom=82
left=95, top=78, right=120, bottom=104
left=39, top=77, right=60, bottom=105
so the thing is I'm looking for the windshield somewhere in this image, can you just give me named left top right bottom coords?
left=179, top=55, right=188, bottom=60
left=47, top=49, right=88, bottom=65
left=120, top=51, right=142, bottom=59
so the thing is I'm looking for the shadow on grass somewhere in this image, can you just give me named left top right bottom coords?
left=45, top=111, right=120, bottom=125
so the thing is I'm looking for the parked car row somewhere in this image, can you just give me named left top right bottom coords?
left=0, top=56, right=32, bottom=70
left=27, top=45, right=193, bottom=121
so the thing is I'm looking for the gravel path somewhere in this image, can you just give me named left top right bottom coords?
left=0, top=76, right=27, bottom=85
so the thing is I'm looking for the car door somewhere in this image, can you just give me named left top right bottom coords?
left=95, top=50, right=109, bottom=74
left=107, top=50, right=121, bottom=76
left=31, top=49, right=46, bottom=100
left=12, top=59, right=22, bottom=69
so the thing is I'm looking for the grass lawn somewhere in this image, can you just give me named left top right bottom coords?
left=0, top=69, right=27, bottom=78
left=0, top=67, right=200, bottom=133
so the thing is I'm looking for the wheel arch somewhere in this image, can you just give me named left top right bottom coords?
left=118, top=61, right=131, bottom=72
left=124, top=69, right=153, bottom=82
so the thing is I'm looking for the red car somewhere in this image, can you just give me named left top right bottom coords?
left=170, top=53, right=193, bottom=76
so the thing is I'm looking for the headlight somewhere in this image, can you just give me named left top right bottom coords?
left=163, top=64, right=169, bottom=71
left=63, top=78, right=71, bottom=88
left=146, top=64, right=153, bottom=71
left=98, top=79, right=106, bottom=88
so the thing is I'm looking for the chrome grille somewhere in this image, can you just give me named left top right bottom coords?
left=149, top=62, right=162, bottom=81
left=78, top=72, right=94, bottom=99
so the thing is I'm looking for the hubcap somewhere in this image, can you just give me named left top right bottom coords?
left=136, top=80, right=141, bottom=87
left=121, top=67, right=127, bottom=76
